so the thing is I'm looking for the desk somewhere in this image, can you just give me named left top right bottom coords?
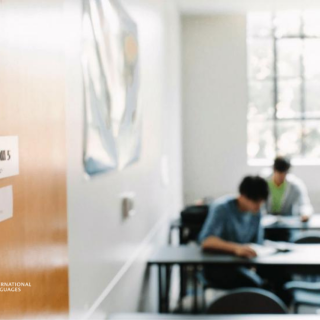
left=169, top=215, right=320, bottom=244
left=149, top=245, right=320, bottom=313
left=110, top=314, right=320, bottom=320
left=262, top=215, right=320, bottom=230
left=263, top=215, right=320, bottom=242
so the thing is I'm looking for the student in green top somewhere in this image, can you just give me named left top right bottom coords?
left=266, top=157, right=313, bottom=222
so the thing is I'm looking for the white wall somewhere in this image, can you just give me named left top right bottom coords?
left=178, top=0, right=320, bottom=15
left=182, top=15, right=248, bottom=203
left=64, top=0, right=182, bottom=318
left=182, top=15, right=320, bottom=211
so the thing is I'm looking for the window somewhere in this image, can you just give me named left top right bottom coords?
left=247, top=12, right=320, bottom=164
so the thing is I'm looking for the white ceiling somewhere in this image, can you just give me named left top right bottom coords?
left=177, top=0, right=320, bottom=14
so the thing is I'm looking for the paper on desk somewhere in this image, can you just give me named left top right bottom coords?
left=250, top=240, right=294, bottom=257
left=264, top=240, right=294, bottom=251
left=0, top=185, right=13, bottom=223
left=249, top=243, right=278, bottom=257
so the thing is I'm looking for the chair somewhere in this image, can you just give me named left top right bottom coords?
left=294, top=231, right=320, bottom=244
left=284, top=232, right=320, bottom=313
left=196, top=265, right=265, bottom=312
left=180, top=204, right=209, bottom=244
left=284, top=281, right=320, bottom=313
left=176, top=204, right=209, bottom=312
left=294, top=231, right=320, bottom=282
left=206, top=288, right=288, bottom=314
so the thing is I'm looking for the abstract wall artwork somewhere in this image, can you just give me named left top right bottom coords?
left=82, top=0, right=140, bottom=176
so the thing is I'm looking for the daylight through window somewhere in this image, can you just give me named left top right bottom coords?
left=247, top=12, right=320, bottom=163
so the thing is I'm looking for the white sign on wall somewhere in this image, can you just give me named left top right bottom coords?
left=0, top=136, right=19, bottom=179
left=0, top=185, right=13, bottom=223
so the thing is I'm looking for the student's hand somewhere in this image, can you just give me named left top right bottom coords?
left=234, top=245, right=257, bottom=258
left=301, top=215, right=310, bottom=223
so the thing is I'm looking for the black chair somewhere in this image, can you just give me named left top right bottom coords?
left=294, top=231, right=320, bottom=282
left=180, top=205, right=209, bottom=244
left=176, top=204, right=209, bottom=312
left=206, top=288, right=288, bottom=314
left=284, top=232, right=320, bottom=313
left=294, top=231, right=320, bottom=244
left=285, top=281, right=320, bottom=313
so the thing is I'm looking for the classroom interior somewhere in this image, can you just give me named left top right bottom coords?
left=2, top=0, right=320, bottom=319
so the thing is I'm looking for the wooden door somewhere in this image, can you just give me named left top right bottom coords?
left=0, top=0, right=69, bottom=318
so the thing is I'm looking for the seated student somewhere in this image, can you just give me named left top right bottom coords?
left=198, top=176, right=269, bottom=289
left=266, top=157, right=313, bottom=222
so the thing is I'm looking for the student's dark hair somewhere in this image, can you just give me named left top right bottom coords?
left=239, top=176, right=269, bottom=201
left=273, top=156, right=291, bottom=173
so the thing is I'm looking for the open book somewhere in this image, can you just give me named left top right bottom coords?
left=249, top=241, right=293, bottom=257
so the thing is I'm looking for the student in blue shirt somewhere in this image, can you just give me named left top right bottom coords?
left=198, top=176, right=269, bottom=288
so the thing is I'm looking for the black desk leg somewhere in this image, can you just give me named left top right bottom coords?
left=179, top=227, right=183, bottom=244
left=193, top=264, right=198, bottom=314
left=158, top=264, right=171, bottom=313
left=165, top=265, right=171, bottom=313
left=179, top=265, right=186, bottom=311
left=158, top=264, right=163, bottom=313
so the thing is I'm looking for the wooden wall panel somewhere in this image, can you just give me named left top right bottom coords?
left=0, top=0, right=69, bottom=318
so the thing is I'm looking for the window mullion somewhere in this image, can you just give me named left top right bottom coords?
left=300, top=13, right=306, bottom=157
left=272, top=13, right=279, bottom=155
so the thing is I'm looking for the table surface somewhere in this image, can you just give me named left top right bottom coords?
left=262, top=214, right=320, bottom=229
left=148, top=244, right=320, bottom=266
left=171, top=214, right=320, bottom=230
left=110, top=314, right=320, bottom=320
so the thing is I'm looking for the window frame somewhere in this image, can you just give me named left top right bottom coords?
left=247, top=12, right=320, bottom=164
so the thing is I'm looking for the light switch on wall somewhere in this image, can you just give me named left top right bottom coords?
left=121, top=193, right=135, bottom=219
